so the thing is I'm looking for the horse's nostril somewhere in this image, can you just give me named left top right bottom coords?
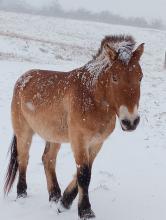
left=121, top=119, right=131, bottom=127
left=133, top=116, right=140, bottom=126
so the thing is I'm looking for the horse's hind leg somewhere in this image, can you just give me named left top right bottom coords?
left=16, top=124, right=33, bottom=198
left=42, top=142, right=61, bottom=202
left=60, top=174, right=78, bottom=210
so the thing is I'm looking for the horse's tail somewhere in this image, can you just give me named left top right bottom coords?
left=4, top=135, right=18, bottom=195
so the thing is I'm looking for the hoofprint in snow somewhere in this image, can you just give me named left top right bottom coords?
left=0, top=10, right=166, bottom=220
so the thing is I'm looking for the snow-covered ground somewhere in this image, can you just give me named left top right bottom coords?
left=0, top=10, right=166, bottom=220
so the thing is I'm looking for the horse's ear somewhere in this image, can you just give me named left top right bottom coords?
left=132, top=43, right=144, bottom=61
left=104, top=43, right=117, bottom=60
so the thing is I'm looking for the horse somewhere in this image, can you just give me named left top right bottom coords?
left=4, top=35, right=144, bottom=219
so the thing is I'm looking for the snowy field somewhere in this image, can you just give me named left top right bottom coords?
left=0, top=11, right=166, bottom=220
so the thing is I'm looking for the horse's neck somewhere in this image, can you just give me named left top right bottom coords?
left=93, top=71, right=112, bottom=105
left=78, top=51, right=107, bottom=88
left=78, top=65, right=113, bottom=110
left=84, top=51, right=111, bottom=82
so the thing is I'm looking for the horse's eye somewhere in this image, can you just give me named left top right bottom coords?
left=112, top=73, right=118, bottom=83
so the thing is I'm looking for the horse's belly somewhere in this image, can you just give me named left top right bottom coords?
left=36, top=123, right=69, bottom=143
left=23, top=112, right=69, bottom=143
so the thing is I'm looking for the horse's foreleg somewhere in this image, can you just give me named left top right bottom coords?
left=89, top=142, right=103, bottom=168
left=72, top=139, right=95, bottom=219
left=42, top=142, right=61, bottom=202
left=60, top=141, right=103, bottom=216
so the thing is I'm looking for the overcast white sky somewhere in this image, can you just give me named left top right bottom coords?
left=28, top=0, right=166, bottom=22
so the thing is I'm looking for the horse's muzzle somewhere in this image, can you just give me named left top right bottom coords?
left=120, top=116, right=140, bottom=131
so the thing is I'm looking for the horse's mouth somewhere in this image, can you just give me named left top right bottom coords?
left=122, top=127, right=136, bottom=132
left=120, top=123, right=137, bottom=132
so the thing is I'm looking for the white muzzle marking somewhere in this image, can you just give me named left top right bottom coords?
left=119, top=105, right=139, bottom=130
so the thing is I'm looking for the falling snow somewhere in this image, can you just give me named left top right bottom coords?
left=0, top=10, right=166, bottom=220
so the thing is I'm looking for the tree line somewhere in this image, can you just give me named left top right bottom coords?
left=0, top=0, right=164, bottom=30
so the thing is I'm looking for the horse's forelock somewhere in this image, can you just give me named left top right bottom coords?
left=85, top=35, right=136, bottom=76
left=101, top=35, right=136, bottom=64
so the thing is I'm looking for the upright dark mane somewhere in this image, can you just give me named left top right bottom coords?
left=94, top=35, right=136, bottom=58
left=101, top=35, right=135, bottom=49
left=85, top=34, right=136, bottom=75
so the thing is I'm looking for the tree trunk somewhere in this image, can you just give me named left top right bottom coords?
left=164, top=51, right=166, bottom=69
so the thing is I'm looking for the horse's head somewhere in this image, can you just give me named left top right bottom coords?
left=103, top=37, right=144, bottom=131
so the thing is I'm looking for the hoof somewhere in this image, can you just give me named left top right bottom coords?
left=17, top=191, right=27, bottom=199
left=60, top=198, right=71, bottom=210
left=57, top=201, right=69, bottom=214
left=79, top=208, right=96, bottom=219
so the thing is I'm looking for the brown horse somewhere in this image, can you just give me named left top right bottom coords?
left=4, top=35, right=144, bottom=219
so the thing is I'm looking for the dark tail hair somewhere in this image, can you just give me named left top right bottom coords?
left=4, top=135, right=18, bottom=195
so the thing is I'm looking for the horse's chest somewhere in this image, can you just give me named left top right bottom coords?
left=89, top=115, right=116, bottom=144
